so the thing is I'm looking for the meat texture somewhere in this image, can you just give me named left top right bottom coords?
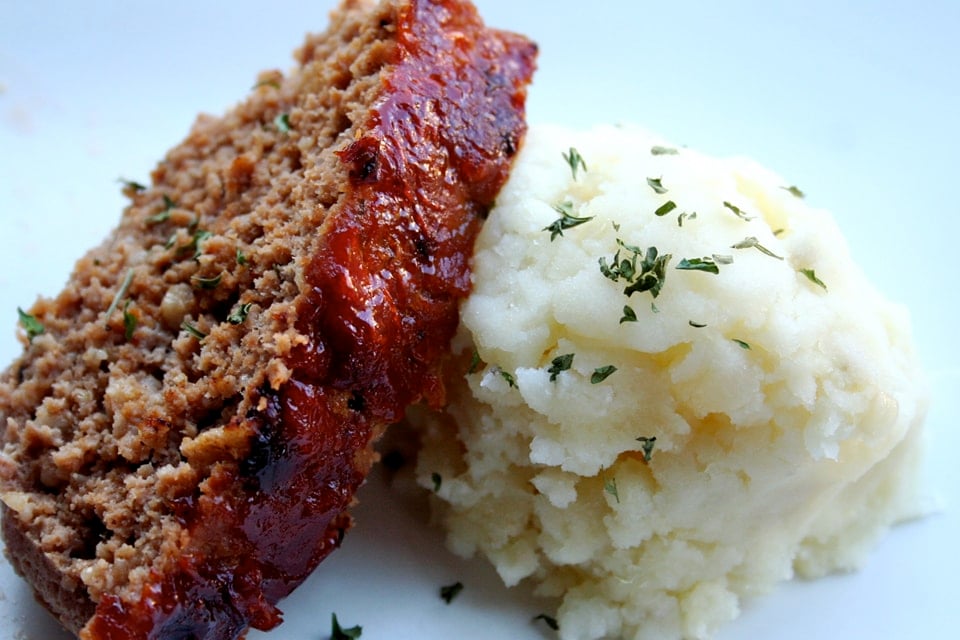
left=0, top=1, right=536, bottom=637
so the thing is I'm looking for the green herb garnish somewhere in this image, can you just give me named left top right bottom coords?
left=226, top=302, right=252, bottom=325
left=647, top=177, right=668, bottom=194
left=181, top=320, right=207, bottom=340
left=104, top=269, right=135, bottom=328
left=677, top=211, right=697, bottom=227
left=619, top=246, right=672, bottom=297
left=800, top=268, right=827, bottom=291
left=600, top=241, right=672, bottom=299
left=547, top=353, right=574, bottom=382
left=440, top=582, right=464, bottom=604
left=16, top=307, right=45, bottom=342
left=497, top=368, right=518, bottom=389
left=191, top=273, right=222, bottom=290
left=544, top=201, right=594, bottom=241
left=732, top=339, right=751, bottom=350
left=620, top=305, right=637, bottom=324
left=468, top=349, right=481, bottom=374
left=331, top=613, right=362, bottom=640
left=650, top=145, right=679, bottom=156
left=431, top=472, right=442, bottom=492
left=722, top=201, right=755, bottom=221
left=591, top=365, right=617, bottom=384
left=147, top=195, right=177, bottom=224
left=562, top=147, right=588, bottom=180
left=636, top=436, right=657, bottom=462
left=689, top=320, right=707, bottom=328
left=534, top=614, right=560, bottom=630
left=118, top=178, right=146, bottom=193
left=170, top=228, right=213, bottom=260
left=731, top=236, right=783, bottom=260
left=273, top=112, right=291, bottom=133
left=604, top=476, right=620, bottom=503
left=675, top=257, right=722, bottom=274
left=190, top=230, right=213, bottom=259
left=123, top=300, right=137, bottom=340
left=236, top=248, right=247, bottom=265
left=654, top=200, right=677, bottom=217
left=782, top=185, right=805, bottom=198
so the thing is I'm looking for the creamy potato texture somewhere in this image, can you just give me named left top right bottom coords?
left=410, top=124, right=926, bottom=640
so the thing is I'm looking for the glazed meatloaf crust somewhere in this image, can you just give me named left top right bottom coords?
left=0, top=1, right=536, bottom=637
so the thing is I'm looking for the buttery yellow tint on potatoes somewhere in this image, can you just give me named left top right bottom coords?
left=411, top=124, right=926, bottom=640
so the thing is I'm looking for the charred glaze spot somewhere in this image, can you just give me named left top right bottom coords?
left=239, top=427, right=281, bottom=486
left=239, top=388, right=285, bottom=482
left=347, top=390, right=366, bottom=412
left=501, top=132, right=518, bottom=157
left=413, top=236, right=431, bottom=261
left=337, top=137, right=381, bottom=184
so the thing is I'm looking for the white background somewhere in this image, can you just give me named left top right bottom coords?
left=0, top=1, right=957, bottom=638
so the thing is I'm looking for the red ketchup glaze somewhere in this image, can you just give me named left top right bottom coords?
left=82, top=1, right=536, bottom=638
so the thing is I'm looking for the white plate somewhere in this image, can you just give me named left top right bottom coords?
left=1, top=1, right=958, bottom=638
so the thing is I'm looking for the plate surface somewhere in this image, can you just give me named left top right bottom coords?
left=1, top=1, right=958, bottom=638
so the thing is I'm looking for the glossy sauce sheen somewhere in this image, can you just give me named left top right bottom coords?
left=82, top=1, right=536, bottom=638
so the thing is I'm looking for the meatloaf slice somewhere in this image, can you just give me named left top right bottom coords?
left=0, top=1, right=536, bottom=637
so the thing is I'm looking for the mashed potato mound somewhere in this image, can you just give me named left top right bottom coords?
left=410, top=124, right=927, bottom=640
